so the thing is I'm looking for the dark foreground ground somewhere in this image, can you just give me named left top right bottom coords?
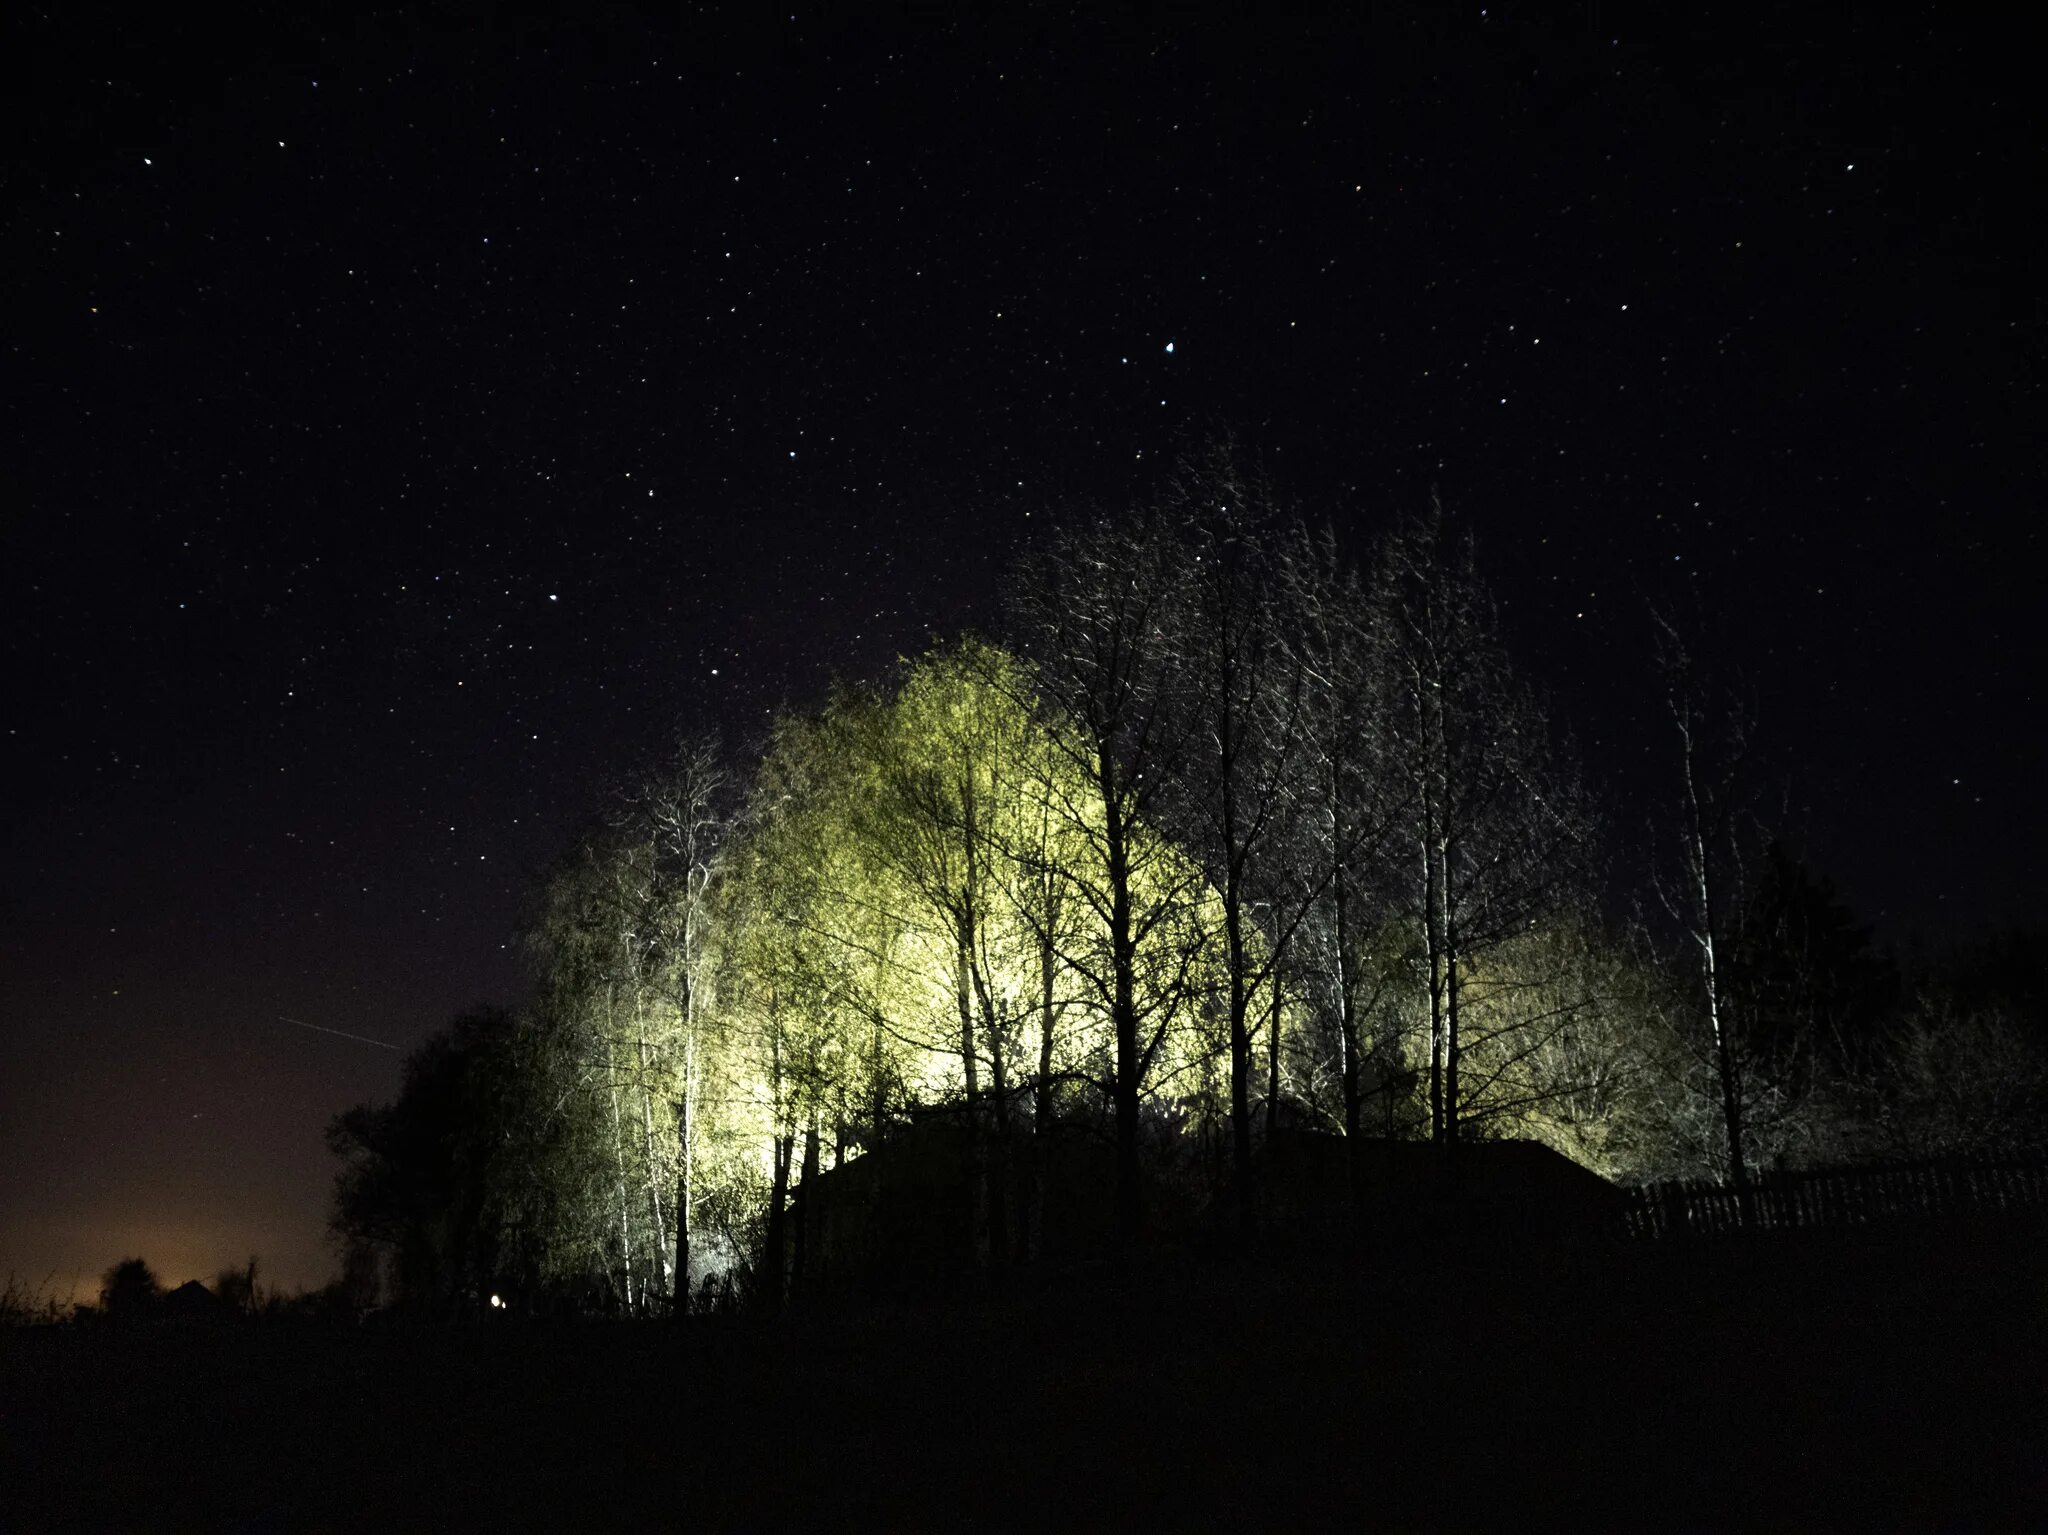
left=5, top=1222, right=2045, bottom=1532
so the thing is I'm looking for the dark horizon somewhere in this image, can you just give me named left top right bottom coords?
left=4, top=5, right=2041, bottom=1295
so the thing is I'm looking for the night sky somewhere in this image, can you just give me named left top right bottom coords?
left=5, top=6, right=2040, bottom=1294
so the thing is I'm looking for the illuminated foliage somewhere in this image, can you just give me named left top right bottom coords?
left=709, top=640, right=1231, bottom=1273
left=330, top=504, right=1749, bottom=1301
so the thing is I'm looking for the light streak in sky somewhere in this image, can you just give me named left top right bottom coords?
left=274, top=1015, right=400, bottom=1051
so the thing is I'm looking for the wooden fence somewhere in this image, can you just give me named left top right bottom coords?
left=1622, top=1157, right=2048, bottom=1240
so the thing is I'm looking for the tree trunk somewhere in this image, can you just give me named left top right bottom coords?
left=1227, top=894, right=1254, bottom=1237
left=603, top=1024, right=637, bottom=1312
left=673, top=1169, right=691, bottom=1315
left=954, top=924, right=991, bottom=1267
left=1106, top=798, right=1142, bottom=1249
left=983, top=993, right=1011, bottom=1269
left=1265, top=974, right=1283, bottom=1141
left=792, top=1121, right=819, bottom=1296
left=1444, top=921, right=1463, bottom=1154
left=955, top=926, right=982, bottom=1106
left=762, top=1129, right=793, bottom=1313
left=1681, top=723, right=1751, bottom=1204
left=1423, top=827, right=1446, bottom=1147
left=1334, top=856, right=1365, bottom=1220
left=1028, top=924, right=1058, bottom=1260
left=673, top=988, right=698, bottom=1316
left=965, top=777, right=1008, bottom=1267
left=1217, top=673, right=1258, bottom=1238
left=634, top=1031, right=670, bottom=1298
left=871, top=1015, right=888, bottom=1149
left=1443, top=832, right=1462, bottom=1154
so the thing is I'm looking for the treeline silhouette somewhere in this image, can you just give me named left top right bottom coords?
left=0, top=1257, right=293, bottom=1329
left=321, top=450, right=2048, bottom=1316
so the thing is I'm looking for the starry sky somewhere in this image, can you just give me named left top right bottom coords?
left=4, top=5, right=2040, bottom=1293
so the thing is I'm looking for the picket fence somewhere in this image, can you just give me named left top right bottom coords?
left=1622, top=1156, right=2048, bottom=1240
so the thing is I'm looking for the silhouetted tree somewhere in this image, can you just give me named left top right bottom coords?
left=1650, top=608, right=1886, bottom=1184
left=326, top=1006, right=526, bottom=1313
left=1160, top=452, right=1318, bottom=1231
left=213, top=1256, right=260, bottom=1317
left=1724, top=842, right=1894, bottom=1080
left=99, top=1257, right=160, bottom=1321
left=1010, top=505, right=1214, bottom=1246
left=1651, top=607, right=1758, bottom=1192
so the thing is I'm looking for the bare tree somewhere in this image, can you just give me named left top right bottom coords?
left=1376, top=502, right=1593, bottom=1153
left=1009, top=505, right=1212, bottom=1246
left=1879, top=994, right=2048, bottom=1160
left=1161, top=452, right=1320, bottom=1231
left=1275, top=521, right=1411, bottom=1207
left=1650, top=608, right=1758, bottom=1194
left=632, top=732, right=732, bottom=1311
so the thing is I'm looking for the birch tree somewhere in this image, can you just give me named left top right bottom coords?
left=1274, top=521, right=1413, bottom=1203
left=1160, top=455, right=1322, bottom=1228
left=1376, top=502, right=1594, bottom=1152
left=630, top=733, right=732, bottom=1310
left=1652, top=609, right=1761, bottom=1192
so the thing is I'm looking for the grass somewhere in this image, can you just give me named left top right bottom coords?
left=0, top=1272, right=72, bottom=1330
left=3, top=1220, right=2043, bottom=1531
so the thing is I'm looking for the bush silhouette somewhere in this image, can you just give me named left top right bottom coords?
left=99, top=1257, right=161, bottom=1321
